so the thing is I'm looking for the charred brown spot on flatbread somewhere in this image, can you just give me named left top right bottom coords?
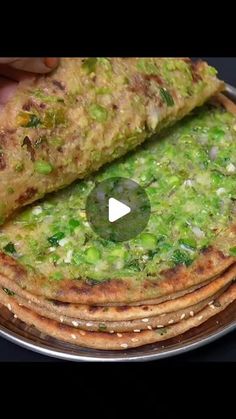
left=52, top=80, right=65, bottom=91
left=50, top=299, right=69, bottom=307
left=16, top=187, right=38, bottom=205
left=115, top=306, right=130, bottom=312
left=0, top=252, right=26, bottom=279
left=190, top=60, right=204, bottom=83
left=89, top=306, right=99, bottom=313
left=0, top=154, right=6, bottom=170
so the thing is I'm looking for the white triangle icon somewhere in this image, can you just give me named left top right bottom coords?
left=108, top=198, right=131, bottom=223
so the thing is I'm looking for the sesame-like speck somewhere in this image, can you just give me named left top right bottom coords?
left=71, top=334, right=76, bottom=340
left=142, top=318, right=149, bottom=322
left=79, top=330, right=86, bottom=336
left=59, top=238, right=69, bottom=247
left=120, top=343, right=128, bottom=348
left=14, top=314, right=18, bottom=319
left=210, top=304, right=215, bottom=310
left=147, top=325, right=152, bottom=330
left=7, top=304, right=11, bottom=311
left=157, top=325, right=164, bottom=328
left=86, top=322, right=93, bottom=327
left=60, top=316, right=64, bottom=323
left=168, top=319, right=174, bottom=324
left=72, top=321, right=79, bottom=327
left=134, top=329, right=141, bottom=333
left=49, top=247, right=56, bottom=252
left=110, top=330, right=114, bottom=334
left=208, top=300, right=214, bottom=306
left=131, top=338, right=139, bottom=342
left=198, top=316, right=203, bottom=320
left=28, top=300, right=32, bottom=304
left=190, top=311, right=194, bottom=317
left=180, top=313, right=186, bottom=320
left=117, top=333, right=123, bottom=337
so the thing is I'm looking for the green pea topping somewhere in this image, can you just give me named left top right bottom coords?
left=137, top=59, right=158, bottom=75
left=139, top=233, right=157, bottom=250
left=82, top=58, right=97, bottom=74
left=47, top=232, right=65, bottom=247
left=110, top=247, right=127, bottom=259
left=26, top=114, right=41, bottom=128
left=178, top=238, right=197, bottom=250
left=85, top=247, right=101, bottom=263
left=89, top=104, right=108, bottom=122
left=35, top=160, right=54, bottom=175
left=2, top=288, right=15, bottom=296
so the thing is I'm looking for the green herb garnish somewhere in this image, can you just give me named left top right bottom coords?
left=160, top=87, right=174, bottom=106
left=26, top=114, right=41, bottom=128
left=2, top=288, right=15, bottom=296
left=229, top=246, right=236, bottom=256
left=171, top=249, right=192, bottom=266
left=4, top=242, right=16, bottom=254
left=47, top=232, right=65, bottom=247
left=34, top=160, right=54, bottom=175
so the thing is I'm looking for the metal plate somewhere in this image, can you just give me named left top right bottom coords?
left=0, top=84, right=236, bottom=362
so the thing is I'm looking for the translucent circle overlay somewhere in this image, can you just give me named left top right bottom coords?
left=86, top=177, right=151, bottom=242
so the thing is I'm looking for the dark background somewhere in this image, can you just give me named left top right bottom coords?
left=1, top=58, right=236, bottom=362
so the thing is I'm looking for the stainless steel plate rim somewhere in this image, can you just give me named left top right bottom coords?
left=0, top=83, right=235, bottom=362
left=0, top=316, right=236, bottom=362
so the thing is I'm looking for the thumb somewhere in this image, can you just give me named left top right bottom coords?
left=0, top=58, right=59, bottom=73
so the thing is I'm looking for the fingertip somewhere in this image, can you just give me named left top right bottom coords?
left=44, top=58, right=59, bottom=70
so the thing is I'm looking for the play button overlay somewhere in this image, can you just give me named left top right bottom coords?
left=86, top=177, right=151, bottom=242
left=108, top=198, right=131, bottom=223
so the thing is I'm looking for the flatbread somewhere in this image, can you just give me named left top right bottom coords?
left=2, top=97, right=236, bottom=305
left=0, top=281, right=235, bottom=350
left=1, top=262, right=236, bottom=321
left=0, top=246, right=234, bottom=305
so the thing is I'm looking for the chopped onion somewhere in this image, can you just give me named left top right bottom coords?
left=216, top=187, right=226, bottom=196
left=147, top=104, right=159, bottom=130
left=64, top=250, right=73, bottom=264
left=58, top=238, right=69, bottom=247
left=209, top=146, right=218, bottom=161
left=184, top=179, right=194, bottom=187
left=32, top=206, right=42, bottom=216
left=191, top=226, right=205, bottom=238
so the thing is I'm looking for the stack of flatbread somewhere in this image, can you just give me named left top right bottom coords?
left=0, top=58, right=236, bottom=350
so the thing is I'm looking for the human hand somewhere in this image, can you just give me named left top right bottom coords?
left=0, top=58, right=59, bottom=109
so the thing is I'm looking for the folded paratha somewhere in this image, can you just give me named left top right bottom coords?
left=0, top=58, right=223, bottom=223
